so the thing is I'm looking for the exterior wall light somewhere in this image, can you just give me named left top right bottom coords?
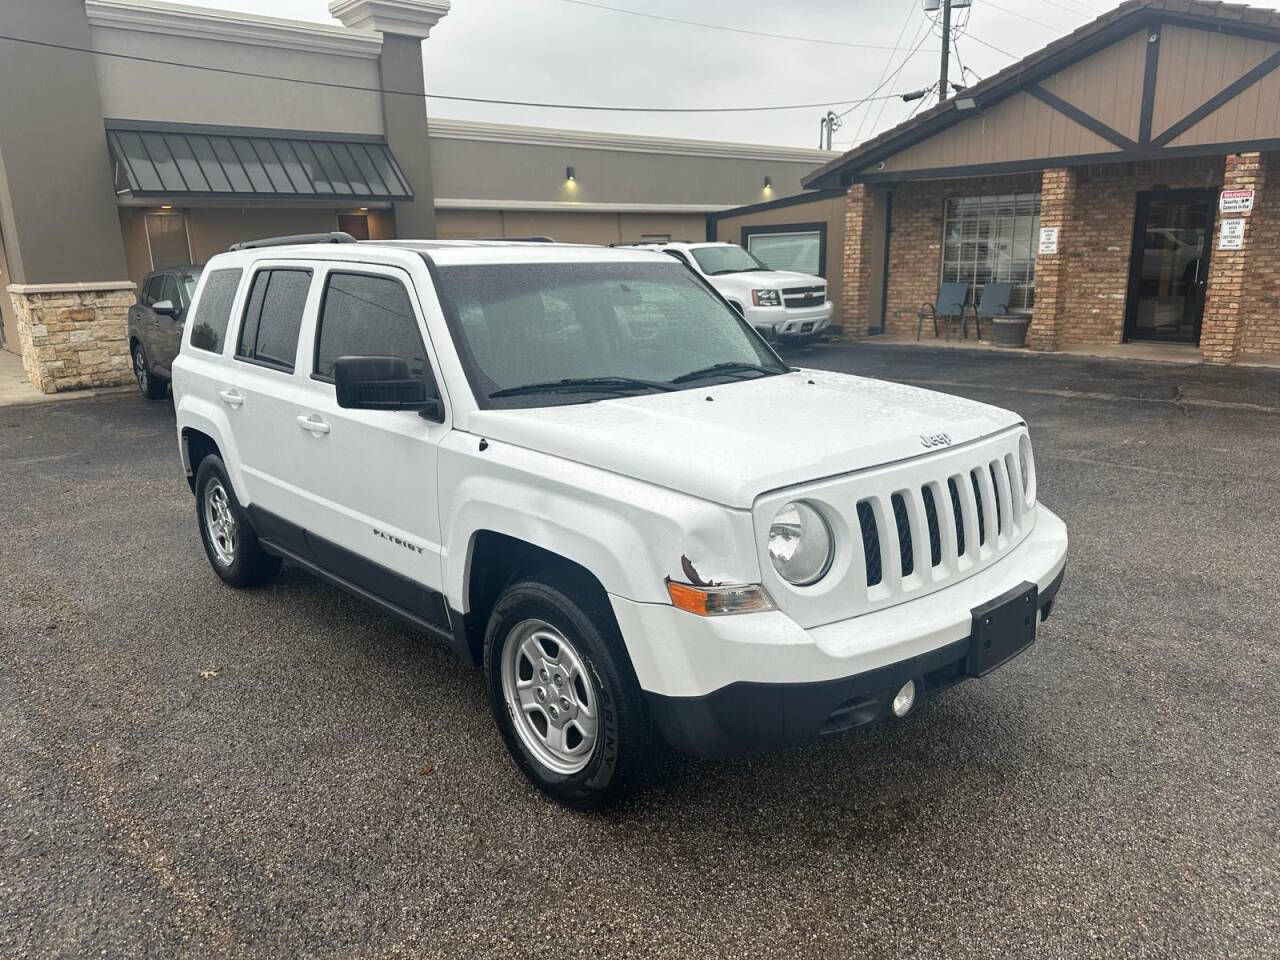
left=763, top=176, right=772, bottom=190
left=566, top=166, right=576, bottom=181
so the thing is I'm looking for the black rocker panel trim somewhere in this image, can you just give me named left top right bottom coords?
left=246, top=505, right=463, bottom=656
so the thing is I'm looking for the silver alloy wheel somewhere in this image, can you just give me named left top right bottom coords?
left=133, top=346, right=148, bottom=392
left=203, top=478, right=237, bottom=567
left=500, top=618, right=598, bottom=775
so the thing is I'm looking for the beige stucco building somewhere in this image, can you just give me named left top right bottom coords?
left=0, top=0, right=829, bottom=392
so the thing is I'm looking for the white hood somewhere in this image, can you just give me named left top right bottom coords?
left=714, top=269, right=823, bottom=289
left=466, top=370, right=1023, bottom=508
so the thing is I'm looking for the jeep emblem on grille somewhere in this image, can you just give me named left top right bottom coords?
left=920, top=432, right=953, bottom=449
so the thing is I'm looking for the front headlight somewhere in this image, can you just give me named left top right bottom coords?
left=1018, top=434, right=1036, bottom=505
left=752, top=289, right=782, bottom=307
left=768, top=501, right=834, bottom=585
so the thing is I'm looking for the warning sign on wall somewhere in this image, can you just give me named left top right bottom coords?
left=1037, top=226, right=1059, bottom=255
left=1219, top=218, right=1246, bottom=250
left=1219, top=190, right=1254, bottom=214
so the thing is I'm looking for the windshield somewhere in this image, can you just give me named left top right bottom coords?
left=431, top=261, right=787, bottom=409
left=690, top=245, right=770, bottom=276
left=182, top=275, right=198, bottom=300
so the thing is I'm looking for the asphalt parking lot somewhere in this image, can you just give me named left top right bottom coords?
left=2, top=342, right=1277, bottom=958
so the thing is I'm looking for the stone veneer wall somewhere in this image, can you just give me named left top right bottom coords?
left=8, top=283, right=135, bottom=393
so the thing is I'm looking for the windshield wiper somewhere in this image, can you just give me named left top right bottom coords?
left=668, top=361, right=785, bottom=384
left=489, top=376, right=676, bottom=399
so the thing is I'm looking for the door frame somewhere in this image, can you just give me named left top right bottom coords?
left=1123, top=187, right=1217, bottom=344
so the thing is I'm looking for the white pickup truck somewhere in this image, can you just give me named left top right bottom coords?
left=172, top=234, right=1067, bottom=809
left=635, top=241, right=833, bottom=340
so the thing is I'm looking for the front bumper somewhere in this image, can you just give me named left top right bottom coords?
left=645, top=567, right=1062, bottom=756
left=608, top=504, right=1068, bottom=756
left=745, top=301, right=832, bottom=338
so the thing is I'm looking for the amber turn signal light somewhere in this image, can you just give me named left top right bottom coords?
left=666, top=580, right=776, bottom=616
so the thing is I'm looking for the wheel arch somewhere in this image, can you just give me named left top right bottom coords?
left=177, top=400, right=249, bottom=504
left=455, top=529, right=620, bottom=669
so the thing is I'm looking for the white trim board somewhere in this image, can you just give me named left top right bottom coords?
left=86, top=0, right=384, bottom=59
left=434, top=199, right=732, bottom=214
left=428, top=118, right=835, bottom=164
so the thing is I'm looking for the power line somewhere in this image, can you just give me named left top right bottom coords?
left=846, top=2, right=918, bottom=142
left=962, top=32, right=1018, bottom=60
left=977, top=0, right=1072, bottom=33
left=862, top=15, right=937, bottom=141
left=553, top=0, right=941, bottom=51
left=0, top=32, right=906, bottom=114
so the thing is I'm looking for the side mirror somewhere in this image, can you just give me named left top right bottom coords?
left=333, top=356, right=442, bottom=420
left=153, top=299, right=180, bottom=319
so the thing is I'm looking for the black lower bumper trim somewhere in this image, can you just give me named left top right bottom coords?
left=646, top=564, right=1065, bottom=758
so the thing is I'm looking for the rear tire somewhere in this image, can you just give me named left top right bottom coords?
left=131, top=341, right=166, bottom=400
left=195, top=455, right=282, bottom=588
left=484, top=572, right=658, bottom=810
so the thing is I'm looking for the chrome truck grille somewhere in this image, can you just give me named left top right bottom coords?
left=782, top=284, right=826, bottom=308
left=754, top=428, right=1037, bottom=629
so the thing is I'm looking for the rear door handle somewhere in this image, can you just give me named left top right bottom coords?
left=218, top=389, right=244, bottom=408
left=297, top=415, right=330, bottom=435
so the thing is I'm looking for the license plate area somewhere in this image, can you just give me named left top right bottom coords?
left=801, top=322, right=814, bottom=332
left=968, top=582, right=1038, bottom=677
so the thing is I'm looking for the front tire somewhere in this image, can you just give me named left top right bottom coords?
left=194, top=455, right=282, bottom=588
left=131, top=341, right=166, bottom=400
left=484, top=573, right=657, bottom=809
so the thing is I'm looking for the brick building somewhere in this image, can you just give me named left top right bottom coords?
left=725, top=0, right=1280, bottom=364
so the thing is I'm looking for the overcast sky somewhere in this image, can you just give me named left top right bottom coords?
left=197, top=0, right=1111, bottom=149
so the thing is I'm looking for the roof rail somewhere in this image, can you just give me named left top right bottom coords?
left=229, top=231, right=358, bottom=252
left=470, top=236, right=557, bottom=243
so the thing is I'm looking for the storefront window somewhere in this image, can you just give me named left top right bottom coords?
left=941, top=193, right=1040, bottom=311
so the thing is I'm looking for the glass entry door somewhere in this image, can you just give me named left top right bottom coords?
left=1125, top=190, right=1215, bottom=343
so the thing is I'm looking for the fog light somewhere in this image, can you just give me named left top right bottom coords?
left=891, top=679, right=917, bottom=717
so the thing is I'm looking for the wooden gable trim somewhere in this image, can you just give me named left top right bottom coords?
left=1151, top=46, right=1280, bottom=146
left=1027, top=85, right=1139, bottom=151
left=816, top=8, right=1280, bottom=189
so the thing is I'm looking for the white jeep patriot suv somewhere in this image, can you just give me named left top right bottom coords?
left=172, top=233, right=1067, bottom=809
left=635, top=241, right=832, bottom=340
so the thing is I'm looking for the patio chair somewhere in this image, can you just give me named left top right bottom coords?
left=917, top=282, right=970, bottom=341
left=965, top=282, right=1013, bottom=341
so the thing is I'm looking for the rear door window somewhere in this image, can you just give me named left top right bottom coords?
left=188, top=268, right=243, bottom=354
left=236, top=268, right=313, bottom=372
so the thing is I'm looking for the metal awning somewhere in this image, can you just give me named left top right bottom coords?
left=106, top=121, right=413, bottom=202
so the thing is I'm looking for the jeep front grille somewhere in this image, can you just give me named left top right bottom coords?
left=756, top=428, right=1036, bottom=628
left=855, top=451, right=1027, bottom=589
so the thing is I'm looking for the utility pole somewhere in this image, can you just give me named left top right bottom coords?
left=818, top=111, right=841, bottom=150
left=938, top=0, right=952, bottom=103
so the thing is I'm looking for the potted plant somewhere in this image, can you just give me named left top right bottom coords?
left=990, top=314, right=1031, bottom=348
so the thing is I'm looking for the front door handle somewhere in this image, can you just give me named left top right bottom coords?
left=297, top=414, right=331, bottom=435
left=218, top=389, right=244, bottom=408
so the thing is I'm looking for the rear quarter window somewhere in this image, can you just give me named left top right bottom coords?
left=188, top=268, right=243, bottom=354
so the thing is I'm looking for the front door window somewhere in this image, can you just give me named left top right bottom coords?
left=1126, top=191, right=1214, bottom=343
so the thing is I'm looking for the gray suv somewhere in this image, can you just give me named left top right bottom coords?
left=128, top=265, right=202, bottom=399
